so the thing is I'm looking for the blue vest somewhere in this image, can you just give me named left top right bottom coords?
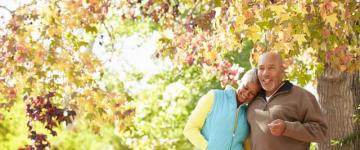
left=201, top=87, right=249, bottom=150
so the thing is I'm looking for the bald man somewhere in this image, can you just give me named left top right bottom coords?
left=247, top=52, right=328, bottom=150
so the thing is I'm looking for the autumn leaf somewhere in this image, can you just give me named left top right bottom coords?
left=325, top=13, right=338, bottom=28
left=235, top=16, right=245, bottom=31
left=321, top=28, right=330, bottom=38
left=85, top=25, right=98, bottom=34
left=269, top=5, right=286, bottom=16
left=247, top=26, right=261, bottom=42
left=293, top=34, right=306, bottom=46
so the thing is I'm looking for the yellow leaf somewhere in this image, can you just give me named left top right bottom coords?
left=311, top=40, right=320, bottom=51
left=325, top=13, right=338, bottom=28
left=273, top=42, right=284, bottom=51
left=320, top=42, right=327, bottom=50
left=279, top=13, right=291, bottom=22
left=269, top=5, right=286, bottom=16
left=303, top=25, right=311, bottom=36
left=342, top=24, right=351, bottom=36
left=278, top=30, right=291, bottom=41
left=205, top=51, right=217, bottom=60
left=247, top=26, right=261, bottom=42
left=235, top=16, right=245, bottom=31
left=283, top=42, right=292, bottom=51
left=273, top=42, right=292, bottom=52
left=293, top=34, right=306, bottom=45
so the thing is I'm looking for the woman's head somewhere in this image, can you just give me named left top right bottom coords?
left=236, top=68, right=261, bottom=103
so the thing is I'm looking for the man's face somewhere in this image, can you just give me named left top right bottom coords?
left=236, top=82, right=260, bottom=103
left=257, top=53, right=284, bottom=96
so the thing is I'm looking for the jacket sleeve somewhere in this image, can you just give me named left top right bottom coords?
left=244, top=136, right=251, bottom=150
left=282, top=92, right=328, bottom=143
left=183, top=91, right=215, bottom=150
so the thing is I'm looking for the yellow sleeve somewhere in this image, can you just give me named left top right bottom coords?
left=244, top=136, right=251, bottom=150
left=183, top=91, right=214, bottom=150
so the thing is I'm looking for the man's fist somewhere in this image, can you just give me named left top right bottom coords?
left=267, top=119, right=286, bottom=136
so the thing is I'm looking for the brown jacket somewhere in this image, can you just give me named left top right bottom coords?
left=247, top=81, right=328, bottom=150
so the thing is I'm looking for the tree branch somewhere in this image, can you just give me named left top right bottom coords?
left=102, top=22, right=116, bottom=52
left=0, top=5, right=14, bottom=14
left=0, top=0, right=37, bottom=16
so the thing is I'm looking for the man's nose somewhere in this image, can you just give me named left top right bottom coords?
left=262, top=69, right=269, bottom=76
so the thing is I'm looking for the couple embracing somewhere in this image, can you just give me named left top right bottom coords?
left=184, top=52, right=328, bottom=150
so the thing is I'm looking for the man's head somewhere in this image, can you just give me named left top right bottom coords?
left=236, top=68, right=261, bottom=103
left=257, top=52, right=285, bottom=96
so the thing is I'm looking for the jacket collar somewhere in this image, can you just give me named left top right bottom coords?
left=257, top=80, right=293, bottom=99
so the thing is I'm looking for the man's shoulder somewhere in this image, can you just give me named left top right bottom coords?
left=290, top=85, right=316, bottom=99
left=291, top=84, right=311, bottom=93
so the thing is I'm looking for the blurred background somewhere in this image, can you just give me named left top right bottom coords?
left=0, top=0, right=359, bottom=150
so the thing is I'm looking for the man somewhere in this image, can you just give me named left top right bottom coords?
left=247, top=52, right=328, bottom=150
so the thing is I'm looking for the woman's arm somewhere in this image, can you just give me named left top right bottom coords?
left=244, top=136, right=251, bottom=150
left=183, top=91, right=214, bottom=150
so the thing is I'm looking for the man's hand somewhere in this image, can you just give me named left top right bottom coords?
left=267, top=119, right=286, bottom=136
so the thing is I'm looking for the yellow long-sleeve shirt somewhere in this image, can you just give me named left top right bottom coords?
left=183, top=91, right=251, bottom=150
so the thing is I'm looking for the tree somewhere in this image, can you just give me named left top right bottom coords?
left=318, top=68, right=360, bottom=150
left=1, top=0, right=359, bottom=149
left=118, top=66, right=221, bottom=149
left=119, top=0, right=360, bottom=149
left=0, top=0, right=133, bottom=149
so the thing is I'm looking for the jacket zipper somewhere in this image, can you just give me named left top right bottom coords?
left=262, top=91, right=287, bottom=110
left=229, top=106, right=241, bottom=150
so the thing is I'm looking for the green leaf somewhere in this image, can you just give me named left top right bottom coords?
left=224, top=40, right=253, bottom=71
left=85, top=25, right=98, bottom=34
left=214, top=0, right=221, bottom=7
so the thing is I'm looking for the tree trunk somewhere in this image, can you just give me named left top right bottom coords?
left=318, top=67, right=360, bottom=150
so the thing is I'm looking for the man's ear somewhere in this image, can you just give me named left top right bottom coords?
left=282, top=63, right=287, bottom=70
left=280, top=65, right=286, bottom=78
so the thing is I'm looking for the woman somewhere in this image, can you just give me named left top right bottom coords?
left=183, top=68, right=261, bottom=150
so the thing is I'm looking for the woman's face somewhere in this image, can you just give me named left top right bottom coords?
left=236, top=82, right=261, bottom=103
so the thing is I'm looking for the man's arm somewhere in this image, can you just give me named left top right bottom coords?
left=183, top=91, right=214, bottom=150
left=282, top=92, right=328, bottom=142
